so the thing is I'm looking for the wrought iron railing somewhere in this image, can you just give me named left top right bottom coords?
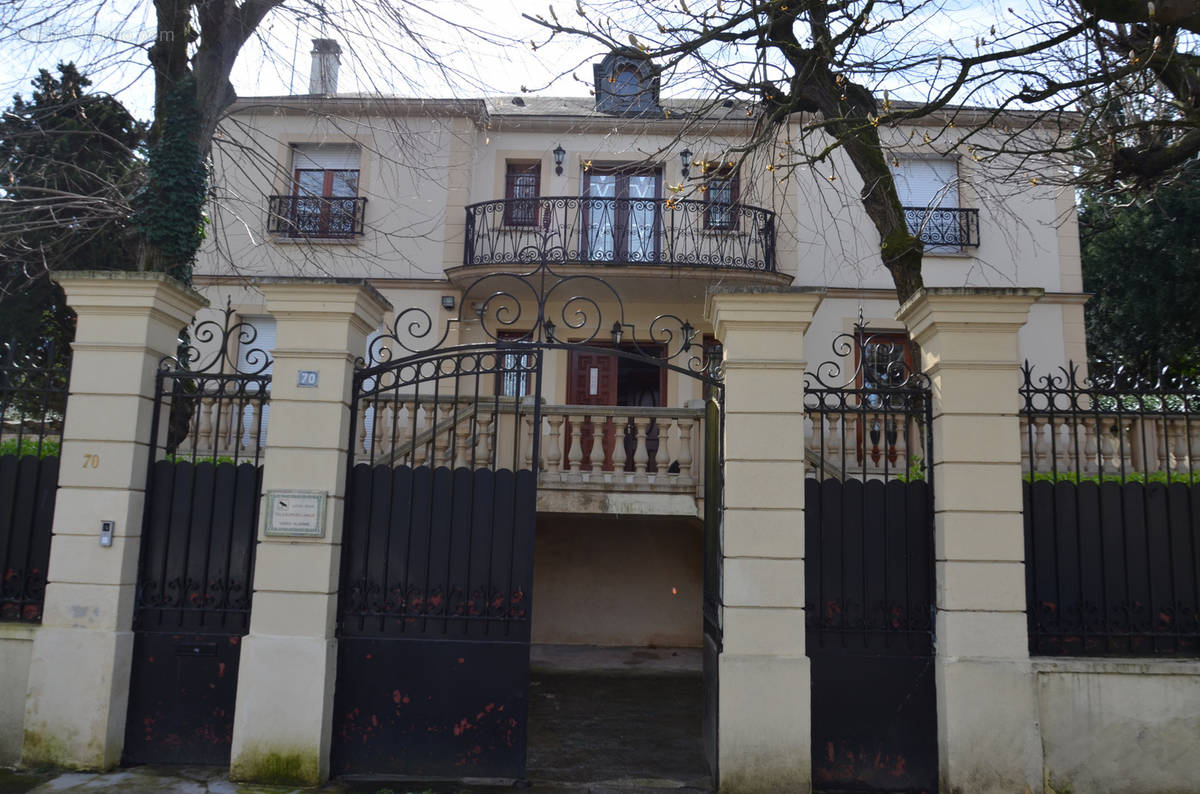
left=903, top=206, right=980, bottom=248
left=464, top=196, right=776, bottom=271
left=1020, top=360, right=1200, bottom=657
left=267, top=195, right=367, bottom=238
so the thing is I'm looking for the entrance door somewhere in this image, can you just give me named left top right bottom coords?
left=584, top=166, right=662, bottom=263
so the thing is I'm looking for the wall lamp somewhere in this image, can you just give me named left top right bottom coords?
left=553, top=144, right=566, bottom=176
left=441, top=295, right=456, bottom=310
left=680, top=148, right=693, bottom=179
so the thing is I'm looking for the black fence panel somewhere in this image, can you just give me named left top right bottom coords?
left=1020, top=360, right=1200, bottom=657
left=0, top=340, right=70, bottom=623
left=1025, top=479, right=1199, bottom=656
left=0, top=455, right=59, bottom=621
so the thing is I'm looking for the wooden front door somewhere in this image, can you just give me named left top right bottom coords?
left=567, top=351, right=618, bottom=469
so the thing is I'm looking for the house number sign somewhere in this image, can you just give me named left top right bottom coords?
left=265, top=490, right=326, bottom=537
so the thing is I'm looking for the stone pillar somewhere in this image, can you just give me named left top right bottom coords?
left=705, top=287, right=824, bottom=794
left=896, top=287, right=1044, bottom=794
left=22, top=272, right=206, bottom=769
left=229, top=281, right=389, bottom=786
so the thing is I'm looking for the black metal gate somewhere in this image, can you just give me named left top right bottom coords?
left=124, top=305, right=270, bottom=765
left=804, top=328, right=937, bottom=793
left=331, top=247, right=724, bottom=782
left=333, top=344, right=542, bottom=779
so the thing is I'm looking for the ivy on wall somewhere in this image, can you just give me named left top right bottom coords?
left=133, top=76, right=207, bottom=283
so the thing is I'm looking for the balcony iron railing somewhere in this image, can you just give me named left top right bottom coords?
left=267, top=195, right=367, bottom=238
left=903, top=206, right=980, bottom=248
left=464, top=196, right=776, bottom=271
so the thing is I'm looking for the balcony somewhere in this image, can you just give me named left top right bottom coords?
left=267, top=195, right=367, bottom=238
left=464, top=196, right=776, bottom=272
left=903, top=206, right=980, bottom=248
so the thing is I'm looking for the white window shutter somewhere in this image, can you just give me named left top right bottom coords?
left=291, top=143, right=361, bottom=171
left=893, top=158, right=958, bottom=208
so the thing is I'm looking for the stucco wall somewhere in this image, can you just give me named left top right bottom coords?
left=0, top=625, right=36, bottom=764
left=532, top=514, right=702, bottom=647
left=1035, top=659, right=1200, bottom=794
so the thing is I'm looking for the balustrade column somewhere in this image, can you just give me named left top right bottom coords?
left=676, top=417, right=694, bottom=480
left=566, top=415, right=584, bottom=474
left=896, top=287, right=1043, bottom=794
left=545, top=414, right=564, bottom=475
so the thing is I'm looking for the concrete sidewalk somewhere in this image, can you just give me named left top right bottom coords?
left=2, top=650, right=711, bottom=794
left=1, top=765, right=708, bottom=794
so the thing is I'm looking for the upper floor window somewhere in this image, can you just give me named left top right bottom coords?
left=593, top=53, right=661, bottom=116
left=287, top=143, right=362, bottom=238
left=891, top=157, right=976, bottom=250
left=504, top=161, right=541, bottom=227
left=703, top=163, right=740, bottom=230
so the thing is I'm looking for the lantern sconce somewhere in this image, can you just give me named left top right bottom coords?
left=553, top=144, right=566, bottom=176
left=680, top=148, right=693, bottom=179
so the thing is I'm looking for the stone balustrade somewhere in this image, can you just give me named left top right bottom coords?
left=1020, top=414, right=1200, bottom=477
left=533, top=404, right=704, bottom=494
left=804, top=410, right=928, bottom=480
left=171, top=391, right=269, bottom=461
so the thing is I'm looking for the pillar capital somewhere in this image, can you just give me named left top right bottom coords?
left=897, top=287, right=1042, bottom=365
left=705, top=287, right=824, bottom=364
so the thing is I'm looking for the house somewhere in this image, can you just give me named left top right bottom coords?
left=14, top=39, right=1194, bottom=794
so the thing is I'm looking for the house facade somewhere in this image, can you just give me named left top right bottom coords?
left=5, top=42, right=1197, bottom=794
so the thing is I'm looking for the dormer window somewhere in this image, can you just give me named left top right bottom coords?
left=594, top=53, right=661, bottom=116
left=612, top=66, right=642, bottom=99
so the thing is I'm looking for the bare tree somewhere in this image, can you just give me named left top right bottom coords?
left=525, top=1, right=1200, bottom=302
left=0, top=0, right=514, bottom=282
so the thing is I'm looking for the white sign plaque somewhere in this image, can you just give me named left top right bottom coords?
left=297, top=370, right=319, bottom=387
left=266, top=490, right=326, bottom=537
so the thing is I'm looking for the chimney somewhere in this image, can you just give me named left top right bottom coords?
left=308, top=39, right=341, bottom=95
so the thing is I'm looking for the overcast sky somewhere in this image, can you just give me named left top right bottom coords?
left=0, top=0, right=1039, bottom=121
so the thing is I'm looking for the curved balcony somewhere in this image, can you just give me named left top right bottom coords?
left=463, top=196, right=776, bottom=272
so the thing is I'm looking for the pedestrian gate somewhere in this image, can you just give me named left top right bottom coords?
left=124, top=306, right=270, bottom=765
left=804, top=328, right=937, bottom=793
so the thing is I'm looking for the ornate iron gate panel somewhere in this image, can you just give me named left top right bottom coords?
left=803, top=328, right=937, bottom=794
left=331, top=248, right=724, bottom=783
left=124, top=305, right=269, bottom=765
left=333, top=345, right=542, bottom=779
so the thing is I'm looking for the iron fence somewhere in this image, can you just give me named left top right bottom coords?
left=1020, top=361, right=1200, bottom=656
left=1, top=340, right=71, bottom=622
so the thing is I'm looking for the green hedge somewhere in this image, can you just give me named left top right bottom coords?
left=0, top=438, right=60, bottom=458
